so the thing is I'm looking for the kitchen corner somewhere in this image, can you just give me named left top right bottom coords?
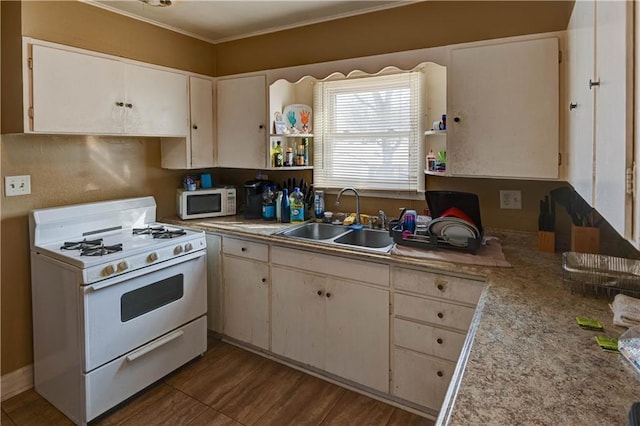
left=164, top=216, right=640, bottom=424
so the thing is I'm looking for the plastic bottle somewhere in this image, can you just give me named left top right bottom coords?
left=303, top=137, right=310, bottom=166
left=273, top=141, right=284, bottom=167
left=404, top=209, right=417, bottom=233
left=262, top=185, right=276, bottom=221
left=285, top=146, right=294, bottom=167
left=314, top=190, right=325, bottom=220
left=281, top=188, right=291, bottom=223
left=275, top=190, right=283, bottom=221
left=290, top=187, right=305, bottom=223
left=296, top=144, right=305, bottom=166
left=427, top=149, right=436, bottom=172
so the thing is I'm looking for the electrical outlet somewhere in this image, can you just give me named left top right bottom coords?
left=5, top=175, right=31, bottom=196
left=500, top=190, right=521, bottom=209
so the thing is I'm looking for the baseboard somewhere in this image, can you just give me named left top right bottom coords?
left=1, top=364, right=33, bottom=401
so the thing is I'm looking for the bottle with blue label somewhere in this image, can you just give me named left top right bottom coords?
left=290, top=187, right=305, bottom=223
left=262, top=185, right=276, bottom=221
left=314, top=190, right=325, bottom=220
left=281, top=188, right=290, bottom=223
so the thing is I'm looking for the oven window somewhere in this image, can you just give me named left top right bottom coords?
left=188, top=193, right=222, bottom=215
left=121, top=275, right=184, bottom=322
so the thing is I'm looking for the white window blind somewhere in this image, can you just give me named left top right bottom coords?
left=313, top=72, right=424, bottom=192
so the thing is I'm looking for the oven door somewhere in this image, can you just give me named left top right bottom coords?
left=82, top=250, right=206, bottom=372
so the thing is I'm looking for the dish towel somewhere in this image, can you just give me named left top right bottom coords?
left=610, top=293, right=640, bottom=327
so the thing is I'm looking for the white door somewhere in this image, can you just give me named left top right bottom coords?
left=222, top=255, right=270, bottom=349
left=31, top=44, right=125, bottom=134
left=271, top=266, right=325, bottom=369
left=448, top=37, right=559, bottom=179
left=189, top=76, right=215, bottom=168
left=124, top=63, right=188, bottom=137
left=566, top=0, right=596, bottom=204
left=217, top=75, right=267, bottom=168
left=324, top=279, right=389, bottom=392
left=593, top=0, right=633, bottom=237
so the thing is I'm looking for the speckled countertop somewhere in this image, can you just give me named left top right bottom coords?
left=164, top=216, right=640, bottom=424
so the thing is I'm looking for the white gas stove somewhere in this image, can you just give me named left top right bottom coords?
left=29, top=196, right=207, bottom=425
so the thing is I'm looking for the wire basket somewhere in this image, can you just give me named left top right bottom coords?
left=562, top=252, right=640, bottom=298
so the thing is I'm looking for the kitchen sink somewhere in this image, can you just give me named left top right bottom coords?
left=275, top=222, right=394, bottom=253
left=279, top=222, right=350, bottom=240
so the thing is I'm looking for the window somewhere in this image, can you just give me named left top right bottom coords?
left=313, top=72, right=424, bottom=193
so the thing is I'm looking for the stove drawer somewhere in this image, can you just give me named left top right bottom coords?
left=83, top=251, right=207, bottom=371
left=84, top=316, right=206, bottom=422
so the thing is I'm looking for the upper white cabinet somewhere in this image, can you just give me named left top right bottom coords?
left=28, top=42, right=188, bottom=137
left=448, top=37, right=559, bottom=179
left=566, top=0, right=633, bottom=239
left=161, top=76, right=215, bottom=169
left=216, top=75, right=267, bottom=169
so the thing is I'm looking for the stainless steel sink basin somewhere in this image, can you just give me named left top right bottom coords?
left=278, top=222, right=350, bottom=240
left=333, top=228, right=394, bottom=249
left=275, top=222, right=394, bottom=253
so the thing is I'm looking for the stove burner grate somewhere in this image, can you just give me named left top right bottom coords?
left=132, top=226, right=187, bottom=239
left=81, top=243, right=123, bottom=256
left=132, top=226, right=167, bottom=235
left=153, top=229, right=187, bottom=239
left=61, top=239, right=103, bottom=250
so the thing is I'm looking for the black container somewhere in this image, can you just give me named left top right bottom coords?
left=244, top=179, right=269, bottom=219
left=390, top=191, right=483, bottom=252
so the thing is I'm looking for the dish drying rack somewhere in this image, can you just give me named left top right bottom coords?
left=390, top=223, right=482, bottom=253
left=562, top=252, right=640, bottom=298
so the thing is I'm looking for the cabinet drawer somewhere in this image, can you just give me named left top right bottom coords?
left=393, top=348, right=455, bottom=411
left=394, top=318, right=465, bottom=362
left=272, top=246, right=389, bottom=287
left=394, top=293, right=475, bottom=332
left=222, top=237, right=268, bottom=262
left=392, top=266, right=484, bottom=305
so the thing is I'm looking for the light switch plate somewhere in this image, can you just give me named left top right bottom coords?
left=5, top=175, right=31, bottom=196
left=500, top=190, right=521, bottom=209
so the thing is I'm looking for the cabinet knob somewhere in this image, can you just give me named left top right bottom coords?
left=125, top=103, right=133, bottom=108
left=326, top=292, right=332, bottom=299
left=569, top=102, right=578, bottom=111
left=192, top=124, right=198, bottom=130
left=241, top=247, right=246, bottom=252
left=258, top=124, right=265, bottom=130
left=437, top=312, right=444, bottom=319
left=453, top=117, right=461, bottom=123
left=437, top=284, right=444, bottom=291
left=317, top=290, right=323, bottom=296
left=589, top=79, right=600, bottom=89
left=437, top=371, right=444, bottom=377
left=437, top=338, right=443, bottom=345
left=115, top=101, right=124, bottom=107
left=261, top=278, right=267, bottom=283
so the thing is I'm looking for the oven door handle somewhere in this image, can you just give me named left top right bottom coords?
left=126, top=329, right=184, bottom=362
left=85, top=250, right=206, bottom=292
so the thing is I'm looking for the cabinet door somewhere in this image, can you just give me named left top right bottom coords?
left=124, top=63, right=188, bottom=137
left=222, top=255, right=270, bottom=349
left=593, top=0, right=633, bottom=238
left=566, top=0, right=596, bottom=204
left=449, top=37, right=559, bottom=179
left=189, top=76, right=215, bottom=168
left=271, top=266, right=325, bottom=369
left=325, top=279, right=389, bottom=392
left=31, top=44, right=125, bottom=134
left=217, top=75, right=267, bottom=168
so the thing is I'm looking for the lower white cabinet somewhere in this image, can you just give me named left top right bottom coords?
left=222, top=237, right=270, bottom=350
left=271, top=265, right=390, bottom=392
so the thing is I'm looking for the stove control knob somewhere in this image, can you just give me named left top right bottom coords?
left=174, top=245, right=184, bottom=255
left=102, top=264, right=116, bottom=276
left=147, top=252, right=159, bottom=263
left=117, top=261, right=129, bottom=272
left=184, top=243, right=193, bottom=252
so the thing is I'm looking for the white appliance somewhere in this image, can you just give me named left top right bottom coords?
left=176, top=186, right=236, bottom=220
left=29, top=196, right=207, bottom=425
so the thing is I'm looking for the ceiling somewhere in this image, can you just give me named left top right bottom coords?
left=86, top=0, right=411, bottom=44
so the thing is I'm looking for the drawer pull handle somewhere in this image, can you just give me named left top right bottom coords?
left=241, top=247, right=247, bottom=252
left=326, top=292, right=332, bottom=299
left=437, top=338, right=443, bottom=344
left=437, top=370, right=444, bottom=377
left=437, top=284, right=444, bottom=291
left=317, top=290, right=324, bottom=296
left=437, top=312, right=444, bottom=319
left=126, top=330, right=184, bottom=362
left=261, top=278, right=267, bottom=283
left=115, top=101, right=124, bottom=107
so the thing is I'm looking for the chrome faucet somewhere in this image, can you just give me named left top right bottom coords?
left=335, top=187, right=361, bottom=226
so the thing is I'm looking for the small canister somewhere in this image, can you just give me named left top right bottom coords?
left=403, top=210, right=417, bottom=233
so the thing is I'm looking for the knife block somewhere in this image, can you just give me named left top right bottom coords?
left=537, top=231, right=555, bottom=253
left=571, top=225, right=599, bottom=254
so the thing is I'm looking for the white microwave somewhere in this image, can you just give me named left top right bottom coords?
left=177, top=187, right=236, bottom=219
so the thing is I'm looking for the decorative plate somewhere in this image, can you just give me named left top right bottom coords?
left=282, top=104, right=312, bottom=134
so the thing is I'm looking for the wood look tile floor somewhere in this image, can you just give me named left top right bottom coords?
left=1, top=338, right=434, bottom=426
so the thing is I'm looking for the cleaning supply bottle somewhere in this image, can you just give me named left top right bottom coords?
left=427, top=149, right=436, bottom=172
left=262, top=185, right=275, bottom=221
left=290, top=187, right=305, bottom=222
left=272, top=141, right=284, bottom=167
left=314, top=190, right=325, bottom=220
left=281, top=188, right=290, bottom=223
